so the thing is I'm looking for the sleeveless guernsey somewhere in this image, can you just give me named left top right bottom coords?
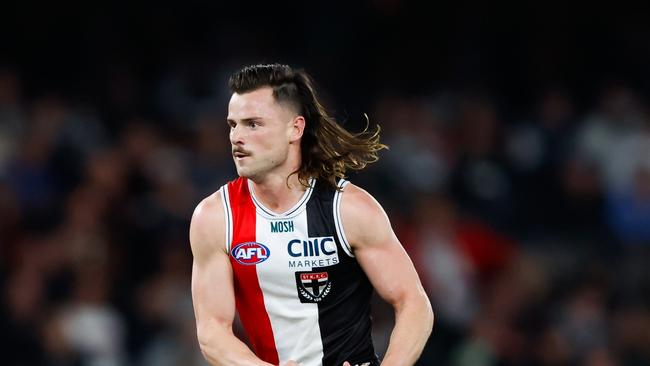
left=219, top=177, right=379, bottom=366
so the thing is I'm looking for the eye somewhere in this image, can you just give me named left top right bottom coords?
left=249, top=121, right=258, bottom=129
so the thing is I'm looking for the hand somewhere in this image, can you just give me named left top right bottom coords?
left=281, top=361, right=299, bottom=366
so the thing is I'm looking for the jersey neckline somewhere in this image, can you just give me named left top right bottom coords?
left=247, top=178, right=315, bottom=219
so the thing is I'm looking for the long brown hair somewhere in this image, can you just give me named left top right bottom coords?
left=229, top=63, right=387, bottom=190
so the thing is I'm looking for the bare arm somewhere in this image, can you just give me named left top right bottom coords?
left=190, top=192, right=275, bottom=366
left=340, top=184, right=434, bottom=366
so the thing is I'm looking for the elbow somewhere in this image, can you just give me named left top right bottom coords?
left=421, top=292, right=434, bottom=336
left=198, top=345, right=211, bottom=364
left=426, top=297, right=435, bottom=335
left=196, top=319, right=230, bottom=364
left=196, top=323, right=211, bottom=350
left=396, top=290, right=435, bottom=335
left=408, top=288, right=434, bottom=336
left=196, top=330, right=213, bottom=362
left=197, top=330, right=226, bottom=366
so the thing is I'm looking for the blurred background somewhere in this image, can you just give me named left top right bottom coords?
left=2, top=2, right=650, bottom=365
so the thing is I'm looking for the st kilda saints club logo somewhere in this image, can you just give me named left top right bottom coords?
left=231, top=242, right=270, bottom=265
left=295, top=271, right=332, bottom=303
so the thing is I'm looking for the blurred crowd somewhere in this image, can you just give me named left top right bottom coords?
left=0, top=63, right=649, bottom=366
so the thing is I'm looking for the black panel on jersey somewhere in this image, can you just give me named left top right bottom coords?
left=305, top=180, right=379, bottom=366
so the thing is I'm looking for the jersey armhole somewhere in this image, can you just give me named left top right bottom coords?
left=333, top=179, right=354, bottom=258
left=219, top=185, right=233, bottom=253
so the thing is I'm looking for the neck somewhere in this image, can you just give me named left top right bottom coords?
left=249, top=172, right=307, bottom=214
left=247, top=142, right=305, bottom=213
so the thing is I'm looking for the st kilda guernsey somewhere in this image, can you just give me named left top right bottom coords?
left=220, top=177, right=379, bottom=366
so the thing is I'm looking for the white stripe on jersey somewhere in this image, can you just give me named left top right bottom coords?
left=220, top=186, right=233, bottom=252
left=334, top=179, right=354, bottom=257
left=255, top=209, right=325, bottom=365
left=248, top=178, right=316, bottom=219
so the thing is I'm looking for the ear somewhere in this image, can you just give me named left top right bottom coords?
left=289, top=116, right=306, bottom=143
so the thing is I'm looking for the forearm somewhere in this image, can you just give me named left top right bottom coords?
left=197, top=320, right=274, bottom=366
left=381, top=294, right=434, bottom=366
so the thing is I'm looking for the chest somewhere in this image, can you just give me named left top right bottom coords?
left=229, top=208, right=346, bottom=304
left=231, top=211, right=341, bottom=270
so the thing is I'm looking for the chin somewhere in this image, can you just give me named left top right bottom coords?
left=235, top=169, right=249, bottom=178
left=235, top=167, right=256, bottom=179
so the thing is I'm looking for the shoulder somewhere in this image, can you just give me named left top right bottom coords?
left=339, top=183, right=385, bottom=217
left=339, top=182, right=394, bottom=250
left=190, top=190, right=227, bottom=258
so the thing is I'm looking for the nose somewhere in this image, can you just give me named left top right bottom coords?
left=229, top=124, right=244, bottom=146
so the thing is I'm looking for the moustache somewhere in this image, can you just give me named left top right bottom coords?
left=232, top=148, right=251, bottom=156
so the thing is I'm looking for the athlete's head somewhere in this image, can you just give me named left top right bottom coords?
left=228, top=63, right=386, bottom=189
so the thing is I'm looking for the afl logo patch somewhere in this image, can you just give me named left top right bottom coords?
left=231, top=242, right=270, bottom=265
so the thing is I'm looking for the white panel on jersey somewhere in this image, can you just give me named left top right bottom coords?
left=255, top=209, right=325, bottom=365
left=220, top=186, right=233, bottom=252
left=249, top=178, right=315, bottom=219
left=334, top=179, right=354, bottom=257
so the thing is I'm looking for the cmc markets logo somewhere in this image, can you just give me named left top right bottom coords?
left=286, top=236, right=340, bottom=268
left=231, top=242, right=270, bottom=265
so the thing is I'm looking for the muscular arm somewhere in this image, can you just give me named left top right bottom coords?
left=190, top=192, right=274, bottom=366
left=340, top=184, right=434, bottom=366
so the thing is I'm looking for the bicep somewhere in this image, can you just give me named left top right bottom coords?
left=189, top=195, right=237, bottom=332
left=341, top=186, right=426, bottom=307
left=192, top=250, right=236, bottom=327
left=355, top=226, right=426, bottom=308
